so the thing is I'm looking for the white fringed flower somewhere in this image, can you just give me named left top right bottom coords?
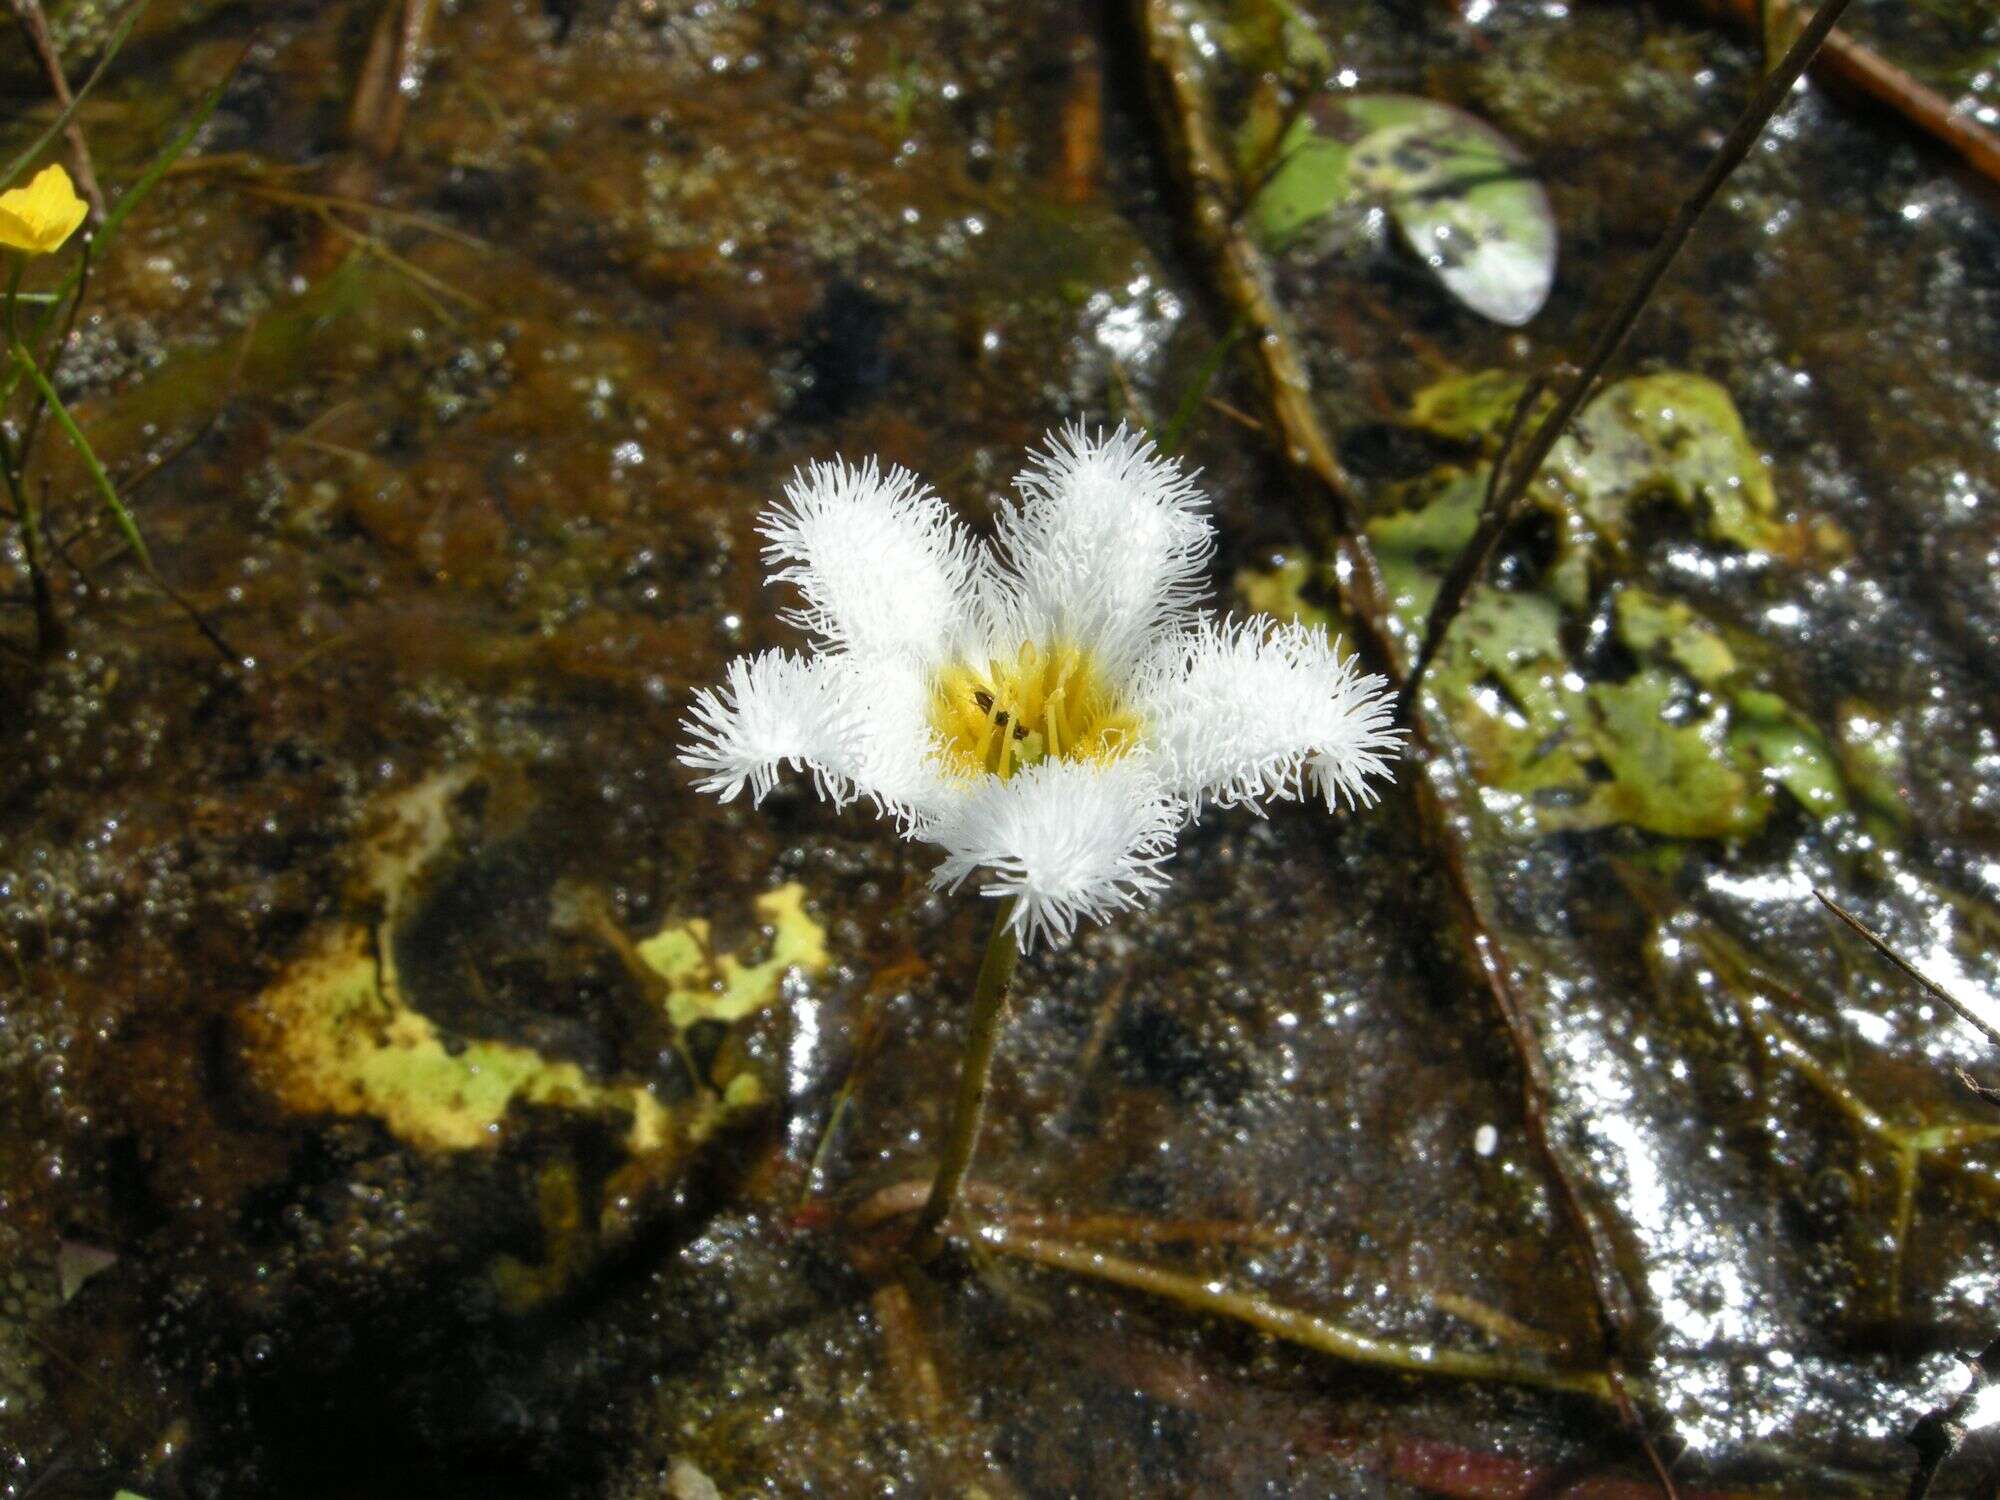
left=681, top=423, right=1401, bottom=949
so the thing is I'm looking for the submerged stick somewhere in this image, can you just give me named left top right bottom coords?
left=1690, top=0, right=2000, bottom=188
left=973, top=1222, right=1617, bottom=1404
left=908, top=898, right=1021, bottom=1262
left=6, top=0, right=106, bottom=219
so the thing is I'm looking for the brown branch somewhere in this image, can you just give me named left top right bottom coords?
left=1689, top=0, right=2000, bottom=188
left=6, top=0, right=106, bottom=219
left=305, top=0, right=440, bottom=277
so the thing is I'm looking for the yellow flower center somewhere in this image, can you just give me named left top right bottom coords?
left=930, top=640, right=1139, bottom=781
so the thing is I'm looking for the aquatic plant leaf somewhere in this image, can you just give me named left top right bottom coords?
left=1613, top=588, right=1736, bottom=687
left=1244, top=94, right=1555, bottom=324
left=1586, top=671, right=1762, bottom=839
left=1245, top=117, right=1351, bottom=245
left=1727, top=690, right=1849, bottom=820
left=1410, top=369, right=1797, bottom=556
left=1406, top=367, right=1549, bottom=445
left=1555, top=372, right=1789, bottom=553
left=1265, top=367, right=1851, bottom=839
left=1345, top=100, right=1556, bottom=326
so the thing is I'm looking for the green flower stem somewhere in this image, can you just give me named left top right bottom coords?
left=4, top=254, right=22, bottom=349
left=908, top=897, right=1021, bottom=1261
left=0, top=376, right=63, bottom=652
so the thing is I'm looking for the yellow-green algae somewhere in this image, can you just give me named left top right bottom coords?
left=637, top=881, right=829, bottom=1033
left=1242, top=369, right=1850, bottom=840
left=244, top=770, right=827, bottom=1155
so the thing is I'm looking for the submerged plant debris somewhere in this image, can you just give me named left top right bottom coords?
left=1, top=0, right=1998, bottom=1496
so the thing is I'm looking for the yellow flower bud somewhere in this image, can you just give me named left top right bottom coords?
left=0, top=164, right=89, bottom=255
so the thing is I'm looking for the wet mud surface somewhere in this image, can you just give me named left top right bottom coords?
left=2, top=0, right=1999, bottom=1495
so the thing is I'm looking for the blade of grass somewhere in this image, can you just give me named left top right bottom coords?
left=14, top=337, right=151, bottom=567
left=13, top=337, right=242, bottom=663
left=1157, top=319, right=1245, bottom=455
left=0, top=0, right=146, bottom=191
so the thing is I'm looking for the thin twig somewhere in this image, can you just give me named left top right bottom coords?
left=1401, top=0, right=1858, bottom=716
left=1816, top=891, right=2000, bottom=1051
left=6, top=0, right=106, bottom=218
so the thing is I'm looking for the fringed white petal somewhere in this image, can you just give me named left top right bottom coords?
left=677, top=649, right=855, bottom=806
left=820, top=652, right=953, bottom=825
left=1136, top=615, right=1401, bottom=816
left=990, top=423, right=1214, bottom=677
left=922, top=757, right=1180, bottom=951
left=760, top=457, right=978, bottom=664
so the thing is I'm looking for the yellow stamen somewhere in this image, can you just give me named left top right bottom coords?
left=929, top=640, right=1140, bottom=782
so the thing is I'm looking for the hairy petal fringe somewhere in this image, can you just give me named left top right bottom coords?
left=760, top=457, right=978, bottom=664
left=923, top=757, right=1180, bottom=950
left=1136, top=614, right=1400, bottom=817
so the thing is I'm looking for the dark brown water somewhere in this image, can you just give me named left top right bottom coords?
left=3, top=0, right=1999, bottom=1495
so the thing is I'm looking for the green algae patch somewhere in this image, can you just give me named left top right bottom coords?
left=246, top=923, right=683, bottom=1153
left=244, top=772, right=827, bottom=1155
left=636, top=883, right=829, bottom=1032
left=1406, top=369, right=1805, bottom=560
left=1235, top=556, right=1326, bottom=628
left=1243, top=369, right=1852, bottom=841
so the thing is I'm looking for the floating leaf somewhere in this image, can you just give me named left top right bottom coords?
left=1344, top=100, right=1556, bottom=326
left=1244, top=94, right=1556, bottom=325
left=1247, top=117, right=1352, bottom=245
left=1555, top=372, right=1791, bottom=554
